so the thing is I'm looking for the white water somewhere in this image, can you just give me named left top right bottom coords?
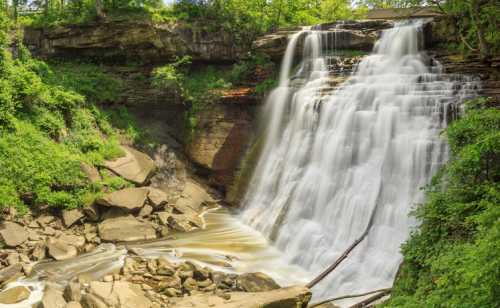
left=242, top=21, right=478, bottom=305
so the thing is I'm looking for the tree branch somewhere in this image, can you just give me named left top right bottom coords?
left=308, top=288, right=392, bottom=308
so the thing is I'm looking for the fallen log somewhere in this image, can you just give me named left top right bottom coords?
left=348, top=288, right=392, bottom=308
left=308, top=288, right=392, bottom=308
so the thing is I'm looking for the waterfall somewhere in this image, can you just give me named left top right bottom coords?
left=241, top=21, right=478, bottom=304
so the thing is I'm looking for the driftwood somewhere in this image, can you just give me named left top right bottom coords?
left=349, top=288, right=392, bottom=307
left=308, top=288, right=392, bottom=308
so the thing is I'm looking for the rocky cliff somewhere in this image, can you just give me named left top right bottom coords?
left=24, top=19, right=241, bottom=63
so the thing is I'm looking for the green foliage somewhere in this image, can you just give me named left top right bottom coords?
left=387, top=102, right=500, bottom=308
left=0, top=25, right=134, bottom=211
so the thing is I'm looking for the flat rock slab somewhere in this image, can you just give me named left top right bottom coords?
left=0, top=286, right=30, bottom=304
left=171, top=286, right=311, bottom=308
left=47, top=238, right=78, bottom=261
left=0, top=222, right=28, bottom=247
left=98, top=216, right=157, bottom=242
left=87, top=281, right=152, bottom=308
left=175, top=180, right=213, bottom=213
left=97, top=187, right=149, bottom=211
left=104, top=146, right=156, bottom=185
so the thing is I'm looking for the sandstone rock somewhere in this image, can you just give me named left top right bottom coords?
left=83, top=203, right=100, bottom=222
left=81, top=293, right=108, bottom=308
left=138, top=204, right=153, bottom=218
left=41, top=286, right=67, bottom=308
left=147, top=187, right=168, bottom=208
left=156, top=211, right=170, bottom=226
left=80, top=162, right=102, bottom=183
left=97, top=187, right=149, bottom=211
left=0, top=286, right=30, bottom=304
left=88, top=281, right=152, bottom=308
left=64, top=281, right=82, bottom=302
left=236, top=272, right=280, bottom=292
left=31, top=243, right=46, bottom=261
left=103, top=146, right=156, bottom=185
left=47, top=238, right=78, bottom=260
left=0, top=222, right=28, bottom=247
left=24, top=21, right=241, bottom=63
left=58, top=234, right=86, bottom=249
left=157, top=275, right=181, bottom=290
left=6, top=252, right=19, bottom=266
left=183, top=277, right=198, bottom=292
left=37, top=215, right=56, bottom=226
left=168, top=214, right=201, bottom=232
left=175, top=180, right=212, bottom=213
left=98, top=216, right=157, bottom=242
left=171, top=286, right=311, bottom=308
left=66, top=302, right=83, bottom=308
left=62, top=209, right=85, bottom=228
left=0, top=264, right=23, bottom=285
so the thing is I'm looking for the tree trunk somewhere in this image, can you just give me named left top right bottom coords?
left=95, top=0, right=106, bottom=20
left=470, top=0, right=490, bottom=62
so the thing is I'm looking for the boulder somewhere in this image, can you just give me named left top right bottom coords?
left=171, top=286, right=312, bottom=308
left=40, top=286, right=67, bottom=308
left=83, top=203, right=100, bottom=222
left=64, top=281, right=82, bottom=302
left=167, top=214, right=200, bottom=232
left=0, top=286, right=30, bottom=304
left=147, top=187, right=168, bottom=208
left=103, top=146, right=156, bottom=185
left=0, top=222, right=28, bottom=247
left=66, top=302, right=83, bottom=308
left=87, top=281, right=152, bottom=308
left=0, top=264, right=23, bottom=286
left=47, top=238, right=78, bottom=260
left=98, top=216, right=157, bottom=242
left=97, top=187, right=149, bottom=211
left=62, top=209, right=85, bottom=228
left=175, top=180, right=212, bottom=213
left=80, top=162, right=102, bottom=183
left=236, top=272, right=280, bottom=292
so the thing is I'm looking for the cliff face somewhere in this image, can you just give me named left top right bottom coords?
left=23, top=20, right=241, bottom=63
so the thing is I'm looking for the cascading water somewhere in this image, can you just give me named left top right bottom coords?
left=242, top=20, right=478, bottom=305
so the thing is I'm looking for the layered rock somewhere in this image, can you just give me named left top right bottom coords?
left=104, top=146, right=156, bottom=185
left=186, top=94, right=258, bottom=193
left=253, top=20, right=393, bottom=60
left=23, top=20, right=241, bottom=63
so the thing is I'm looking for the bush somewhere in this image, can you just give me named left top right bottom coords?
left=386, top=101, right=500, bottom=308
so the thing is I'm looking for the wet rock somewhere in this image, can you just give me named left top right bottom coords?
left=80, top=162, right=102, bottom=183
left=168, top=214, right=200, bottom=232
left=98, top=216, right=157, bottom=242
left=157, top=257, right=175, bottom=276
left=171, top=286, right=311, bottom=308
left=156, top=212, right=170, bottom=226
left=103, top=146, right=156, bottom=185
left=62, top=209, right=85, bottom=228
left=0, top=222, right=28, bottom=247
left=47, top=238, right=78, bottom=261
left=41, top=286, right=67, bottom=308
left=64, top=281, right=82, bottom=302
left=0, top=264, right=23, bottom=286
left=0, top=286, right=30, bottom=304
left=147, top=187, right=168, bottom=208
left=236, top=272, right=280, bottom=292
left=97, top=187, right=149, bottom=211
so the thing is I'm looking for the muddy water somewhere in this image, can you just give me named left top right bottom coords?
left=0, top=208, right=309, bottom=307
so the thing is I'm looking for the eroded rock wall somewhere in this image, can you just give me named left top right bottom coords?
left=24, top=20, right=241, bottom=63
